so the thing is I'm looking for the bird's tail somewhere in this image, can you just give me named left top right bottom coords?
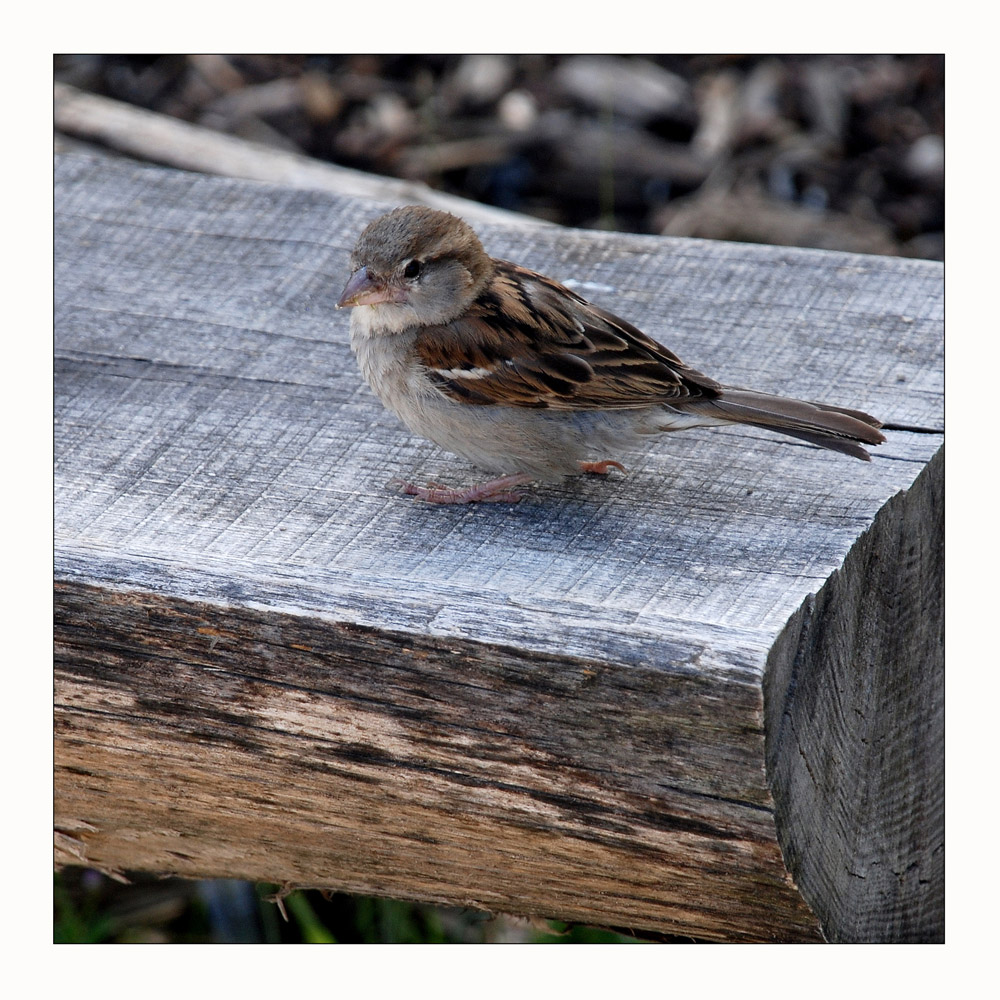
left=693, top=388, right=886, bottom=461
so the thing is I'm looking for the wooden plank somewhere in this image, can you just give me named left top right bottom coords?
left=54, top=152, right=943, bottom=941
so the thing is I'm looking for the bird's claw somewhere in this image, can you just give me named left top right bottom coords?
left=580, top=460, right=627, bottom=476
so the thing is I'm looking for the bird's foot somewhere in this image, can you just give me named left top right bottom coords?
left=392, top=473, right=534, bottom=504
left=580, top=460, right=627, bottom=476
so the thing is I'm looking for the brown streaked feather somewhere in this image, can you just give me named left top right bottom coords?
left=413, top=260, right=722, bottom=410
left=695, top=389, right=885, bottom=460
left=411, top=258, right=885, bottom=460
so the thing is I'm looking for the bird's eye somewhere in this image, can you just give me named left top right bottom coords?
left=403, top=259, right=422, bottom=280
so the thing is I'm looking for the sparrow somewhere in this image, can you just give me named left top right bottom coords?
left=337, top=205, right=885, bottom=503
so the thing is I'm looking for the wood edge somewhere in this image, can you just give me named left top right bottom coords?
left=764, top=445, right=944, bottom=942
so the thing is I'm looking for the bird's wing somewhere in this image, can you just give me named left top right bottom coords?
left=411, top=260, right=722, bottom=410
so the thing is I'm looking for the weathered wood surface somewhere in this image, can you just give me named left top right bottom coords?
left=54, top=152, right=943, bottom=942
left=766, top=447, right=943, bottom=942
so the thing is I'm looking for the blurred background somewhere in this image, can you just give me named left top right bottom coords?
left=55, top=54, right=943, bottom=258
left=53, top=53, right=944, bottom=944
left=54, top=869, right=648, bottom=944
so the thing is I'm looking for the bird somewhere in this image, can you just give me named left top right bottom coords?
left=337, top=205, right=885, bottom=503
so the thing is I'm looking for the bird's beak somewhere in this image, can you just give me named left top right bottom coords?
left=337, top=267, right=405, bottom=308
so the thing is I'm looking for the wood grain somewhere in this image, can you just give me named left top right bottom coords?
left=54, top=152, right=943, bottom=941
left=766, top=448, right=944, bottom=942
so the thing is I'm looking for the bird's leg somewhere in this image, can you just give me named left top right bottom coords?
left=394, top=473, right=535, bottom=504
left=580, top=460, right=627, bottom=476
